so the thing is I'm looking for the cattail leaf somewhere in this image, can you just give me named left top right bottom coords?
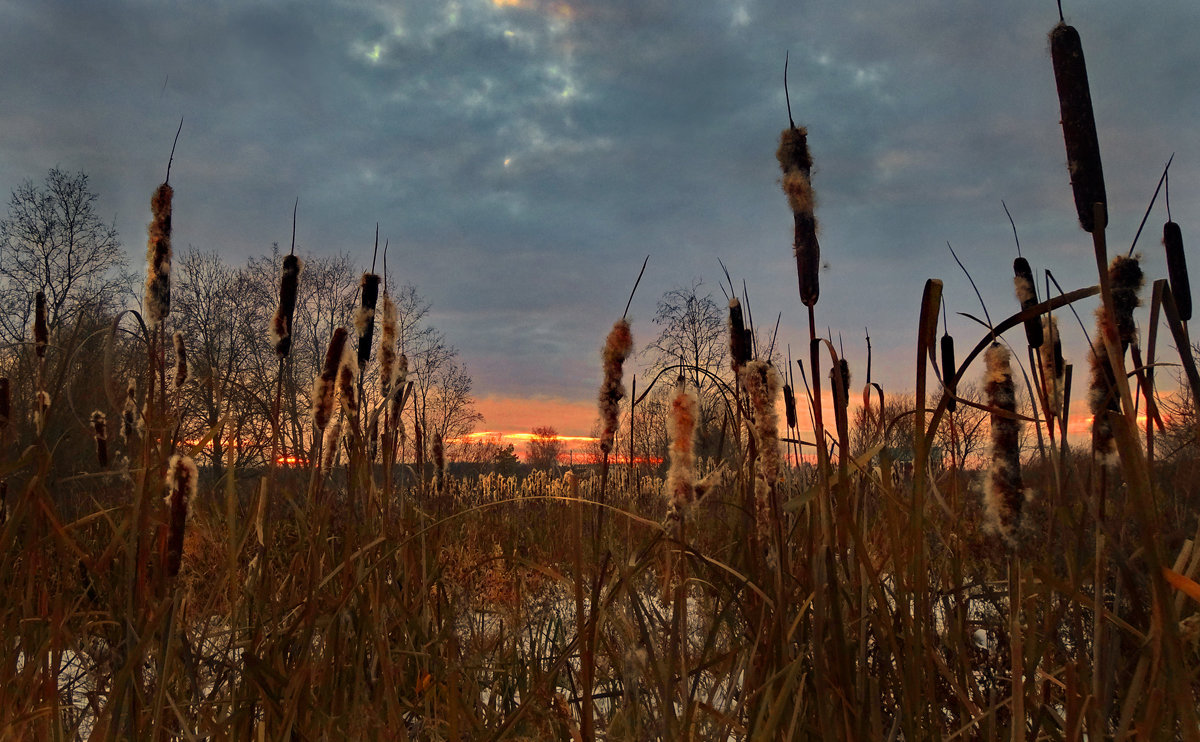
left=1164, top=221, right=1191, bottom=321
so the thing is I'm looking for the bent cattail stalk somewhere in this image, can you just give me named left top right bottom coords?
left=598, top=319, right=633, bottom=454
left=312, top=327, right=349, bottom=432
left=164, top=454, right=197, bottom=579
left=144, top=183, right=173, bottom=326
left=172, top=331, right=188, bottom=388
left=664, top=377, right=699, bottom=536
left=1013, top=258, right=1044, bottom=348
left=983, top=343, right=1024, bottom=544
left=777, top=127, right=820, bottom=306
left=1050, top=22, right=1106, bottom=233
left=729, top=298, right=750, bottom=371
left=34, top=291, right=48, bottom=359
left=271, top=254, right=303, bottom=357
left=91, top=411, right=108, bottom=468
left=355, top=273, right=381, bottom=370
left=1164, top=221, right=1192, bottom=321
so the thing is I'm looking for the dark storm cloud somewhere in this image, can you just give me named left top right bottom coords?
left=1, top=0, right=1198, bottom=422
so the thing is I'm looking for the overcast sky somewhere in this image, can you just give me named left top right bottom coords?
left=2, top=0, right=1198, bottom=437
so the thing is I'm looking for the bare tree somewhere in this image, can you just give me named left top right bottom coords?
left=526, top=426, right=563, bottom=470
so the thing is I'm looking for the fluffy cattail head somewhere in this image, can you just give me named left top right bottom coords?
left=1013, top=257, right=1044, bottom=348
left=983, top=343, right=1024, bottom=545
left=741, top=360, right=781, bottom=544
left=144, top=183, right=173, bottom=326
left=34, top=391, right=51, bottom=434
left=1164, top=221, right=1192, bottom=321
left=1106, top=254, right=1144, bottom=350
left=164, top=454, right=197, bottom=579
left=321, top=420, right=343, bottom=469
left=271, top=254, right=303, bottom=357
left=380, top=292, right=398, bottom=399
left=1088, top=341, right=1119, bottom=456
left=34, top=291, right=48, bottom=359
left=598, top=319, right=633, bottom=454
left=729, top=298, right=750, bottom=371
left=665, top=377, right=699, bottom=528
left=1039, top=316, right=1065, bottom=420
left=121, top=380, right=137, bottom=443
left=172, top=331, right=188, bottom=388
left=1050, top=22, right=1107, bottom=233
left=778, top=127, right=820, bottom=307
left=312, top=327, right=348, bottom=431
left=91, top=411, right=108, bottom=468
left=356, top=273, right=381, bottom=370
left=336, top=336, right=359, bottom=418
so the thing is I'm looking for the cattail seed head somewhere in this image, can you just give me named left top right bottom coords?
left=336, top=336, right=359, bottom=418
left=1050, top=22, right=1107, bottom=233
left=356, top=273, right=381, bottom=370
left=164, top=454, right=197, bottom=579
left=598, top=319, right=633, bottom=454
left=664, top=377, right=699, bottom=535
left=172, top=331, right=188, bottom=388
left=322, top=420, right=342, bottom=469
left=271, top=254, right=303, bottom=357
left=778, top=127, right=820, bottom=307
left=1164, top=221, right=1191, bottom=321
left=1013, top=257, right=1044, bottom=348
left=741, top=360, right=781, bottom=544
left=34, top=391, right=50, bottom=434
left=983, top=343, right=1024, bottom=545
left=830, top=358, right=851, bottom=411
left=941, top=333, right=957, bottom=413
left=91, top=411, right=108, bottom=468
left=380, top=292, right=398, bottom=399
left=729, top=298, right=750, bottom=371
left=1088, top=340, right=1119, bottom=456
left=34, top=291, right=48, bottom=359
left=782, top=383, right=798, bottom=430
left=432, top=432, right=445, bottom=494
left=1106, top=254, right=1143, bottom=351
left=1039, top=316, right=1065, bottom=420
left=312, top=327, right=348, bottom=432
left=144, top=183, right=173, bottom=326
left=121, top=380, right=137, bottom=444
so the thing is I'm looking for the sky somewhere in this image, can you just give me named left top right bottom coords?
left=1, top=0, right=1198, bottom=444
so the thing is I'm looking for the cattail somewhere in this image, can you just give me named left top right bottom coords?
left=1050, top=22, right=1106, bottom=233
left=34, top=291, right=48, bottom=359
left=1106, top=254, right=1144, bottom=351
left=729, top=298, right=750, bottom=371
left=741, top=360, right=781, bottom=544
left=777, top=127, right=820, bottom=306
left=0, top=377, right=9, bottom=432
left=172, top=331, right=188, bottom=388
left=782, top=382, right=798, bottom=429
left=829, top=358, right=851, bottom=412
left=121, top=380, right=137, bottom=443
left=598, top=319, right=633, bottom=454
left=321, top=420, right=342, bottom=469
left=144, top=183, right=173, bottom=326
left=91, top=411, right=108, bottom=468
left=164, top=454, right=197, bottom=579
left=312, top=327, right=348, bottom=432
left=355, top=273, right=381, bottom=371
left=33, top=391, right=50, bottom=434
left=1088, top=342, right=1119, bottom=456
left=380, top=292, right=398, bottom=400
left=1164, top=221, right=1192, bottom=321
left=1039, top=316, right=1065, bottom=420
left=941, top=332, right=957, bottom=413
left=336, top=338, right=359, bottom=418
left=1013, top=257, right=1044, bottom=348
left=271, top=254, right=303, bottom=357
left=983, top=343, right=1024, bottom=544
left=663, top=377, right=699, bottom=535
left=432, top=432, right=445, bottom=494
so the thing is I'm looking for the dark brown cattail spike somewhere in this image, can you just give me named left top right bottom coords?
left=1013, top=257, right=1044, bottom=348
left=729, top=298, right=750, bottom=371
left=91, top=411, right=108, bottom=468
left=783, top=383, right=798, bottom=430
left=355, top=273, right=381, bottom=370
left=1050, top=22, right=1107, bottom=233
left=164, top=454, right=197, bottom=579
left=777, top=127, right=820, bottom=307
left=34, top=291, right=48, bottom=359
left=272, top=254, right=303, bottom=357
left=983, top=343, right=1024, bottom=545
left=599, top=319, right=633, bottom=454
left=172, top=331, right=188, bottom=388
left=312, top=328, right=349, bottom=431
left=941, top=333, right=957, bottom=413
left=830, top=358, right=851, bottom=411
left=1164, top=221, right=1192, bottom=321
left=144, top=183, right=173, bottom=326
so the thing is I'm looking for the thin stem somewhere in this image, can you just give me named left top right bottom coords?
left=947, top=241, right=993, bottom=330
left=165, top=117, right=184, bottom=185
left=1128, top=153, right=1174, bottom=257
left=623, top=254, right=650, bottom=320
